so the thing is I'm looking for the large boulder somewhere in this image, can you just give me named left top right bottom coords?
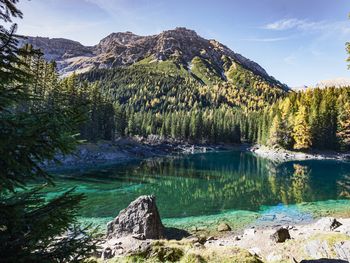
left=107, top=195, right=164, bottom=239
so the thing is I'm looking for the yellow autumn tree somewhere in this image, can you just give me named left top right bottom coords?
left=268, top=115, right=282, bottom=147
left=292, top=105, right=312, bottom=150
left=337, top=102, right=350, bottom=150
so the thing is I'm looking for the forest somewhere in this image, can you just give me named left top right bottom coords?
left=80, top=60, right=350, bottom=152
left=17, top=42, right=350, bottom=152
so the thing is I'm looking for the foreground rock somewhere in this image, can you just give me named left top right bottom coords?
left=107, top=195, right=164, bottom=240
left=304, top=239, right=350, bottom=261
left=314, top=217, right=342, bottom=231
left=97, top=213, right=350, bottom=262
left=270, top=227, right=290, bottom=243
left=217, top=223, right=231, bottom=232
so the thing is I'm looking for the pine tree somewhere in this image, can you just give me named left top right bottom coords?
left=0, top=2, right=97, bottom=262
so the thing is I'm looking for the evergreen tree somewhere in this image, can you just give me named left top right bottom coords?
left=0, top=2, right=97, bottom=262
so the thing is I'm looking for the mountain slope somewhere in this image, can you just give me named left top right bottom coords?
left=23, top=28, right=287, bottom=87
left=23, top=27, right=289, bottom=112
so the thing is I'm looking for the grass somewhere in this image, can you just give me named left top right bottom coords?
left=85, top=238, right=263, bottom=263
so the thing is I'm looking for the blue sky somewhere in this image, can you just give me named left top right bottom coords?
left=14, top=0, right=350, bottom=87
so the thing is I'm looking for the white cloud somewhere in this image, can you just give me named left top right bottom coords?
left=264, top=19, right=307, bottom=31
left=263, top=18, right=350, bottom=35
left=240, top=36, right=291, bottom=42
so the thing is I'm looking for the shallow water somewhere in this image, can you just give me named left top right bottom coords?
left=44, top=150, right=350, bottom=230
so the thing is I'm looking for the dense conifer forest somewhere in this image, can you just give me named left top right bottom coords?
left=20, top=47, right=350, bottom=151
left=71, top=58, right=350, bottom=152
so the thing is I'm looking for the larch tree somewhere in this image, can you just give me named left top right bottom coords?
left=337, top=102, right=350, bottom=151
left=292, top=105, right=312, bottom=150
left=268, top=115, right=283, bottom=147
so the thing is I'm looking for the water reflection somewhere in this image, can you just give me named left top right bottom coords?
left=48, top=151, right=350, bottom=219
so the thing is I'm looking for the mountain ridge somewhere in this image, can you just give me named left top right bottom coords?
left=21, top=27, right=287, bottom=89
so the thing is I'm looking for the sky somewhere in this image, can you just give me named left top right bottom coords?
left=12, top=0, right=350, bottom=87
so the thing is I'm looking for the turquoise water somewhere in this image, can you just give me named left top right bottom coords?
left=45, top=151, right=350, bottom=230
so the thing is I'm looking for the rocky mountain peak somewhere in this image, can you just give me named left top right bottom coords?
left=99, top=31, right=142, bottom=46
left=21, top=27, right=284, bottom=85
left=159, top=27, right=199, bottom=39
left=20, top=36, right=93, bottom=61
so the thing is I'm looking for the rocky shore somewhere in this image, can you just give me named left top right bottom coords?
left=46, top=139, right=350, bottom=172
left=250, top=145, right=350, bottom=162
left=44, top=136, right=236, bottom=171
left=87, top=196, right=350, bottom=263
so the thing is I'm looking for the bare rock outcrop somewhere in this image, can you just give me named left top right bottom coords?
left=21, top=27, right=286, bottom=89
left=106, top=195, right=164, bottom=240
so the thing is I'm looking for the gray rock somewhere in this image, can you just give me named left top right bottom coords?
left=217, top=223, right=231, bottom=232
left=244, top=228, right=256, bottom=236
left=186, top=236, right=199, bottom=243
left=314, top=217, right=342, bottom=231
left=132, top=234, right=146, bottom=240
left=304, top=240, right=331, bottom=259
left=101, top=247, right=114, bottom=260
left=334, top=240, right=350, bottom=261
left=270, top=228, right=291, bottom=243
left=198, top=234, right=207, bottom=244
left=107, top=195, right=164, bottom=239
left=266, top=252, right=283, bottom=262
left=334, top=224, right=350, bottom=236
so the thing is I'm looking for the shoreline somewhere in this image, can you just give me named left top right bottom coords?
left=98, top=213, right=350, bottom=262
left=80, top=199, right=350, bottom=237
left=249, top=144, right=350, bottom=162
left=46, top=139, right=350, bottom=172
left=44, top=137, right=245, bottom=172
left=202, top=216, right=350, bottom=262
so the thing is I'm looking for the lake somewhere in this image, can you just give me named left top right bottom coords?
left=46, top=150, right=350, bottom=231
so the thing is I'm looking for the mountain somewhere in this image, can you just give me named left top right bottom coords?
left=291, top=85, right=309, bottom=91
left=316, top=77, right=350, bottom=89
left=22, top=27, right=286, bottom=87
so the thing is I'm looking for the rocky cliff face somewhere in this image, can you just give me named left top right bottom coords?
left=22, top=27, right=279, bottom=84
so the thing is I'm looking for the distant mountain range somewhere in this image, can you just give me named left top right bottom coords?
left=316, top=77, right=350, bottom=89
left=291, top=77, right=350, bottom=91
left=21, top=27, right=286, bottom=88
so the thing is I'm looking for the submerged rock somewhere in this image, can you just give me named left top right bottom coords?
left=270, top=227, right=291, bottom=243
left=107, top=195, right=164, bottom=239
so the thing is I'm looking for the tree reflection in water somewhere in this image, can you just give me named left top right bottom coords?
left=48, top=151, right=350, bottom=219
